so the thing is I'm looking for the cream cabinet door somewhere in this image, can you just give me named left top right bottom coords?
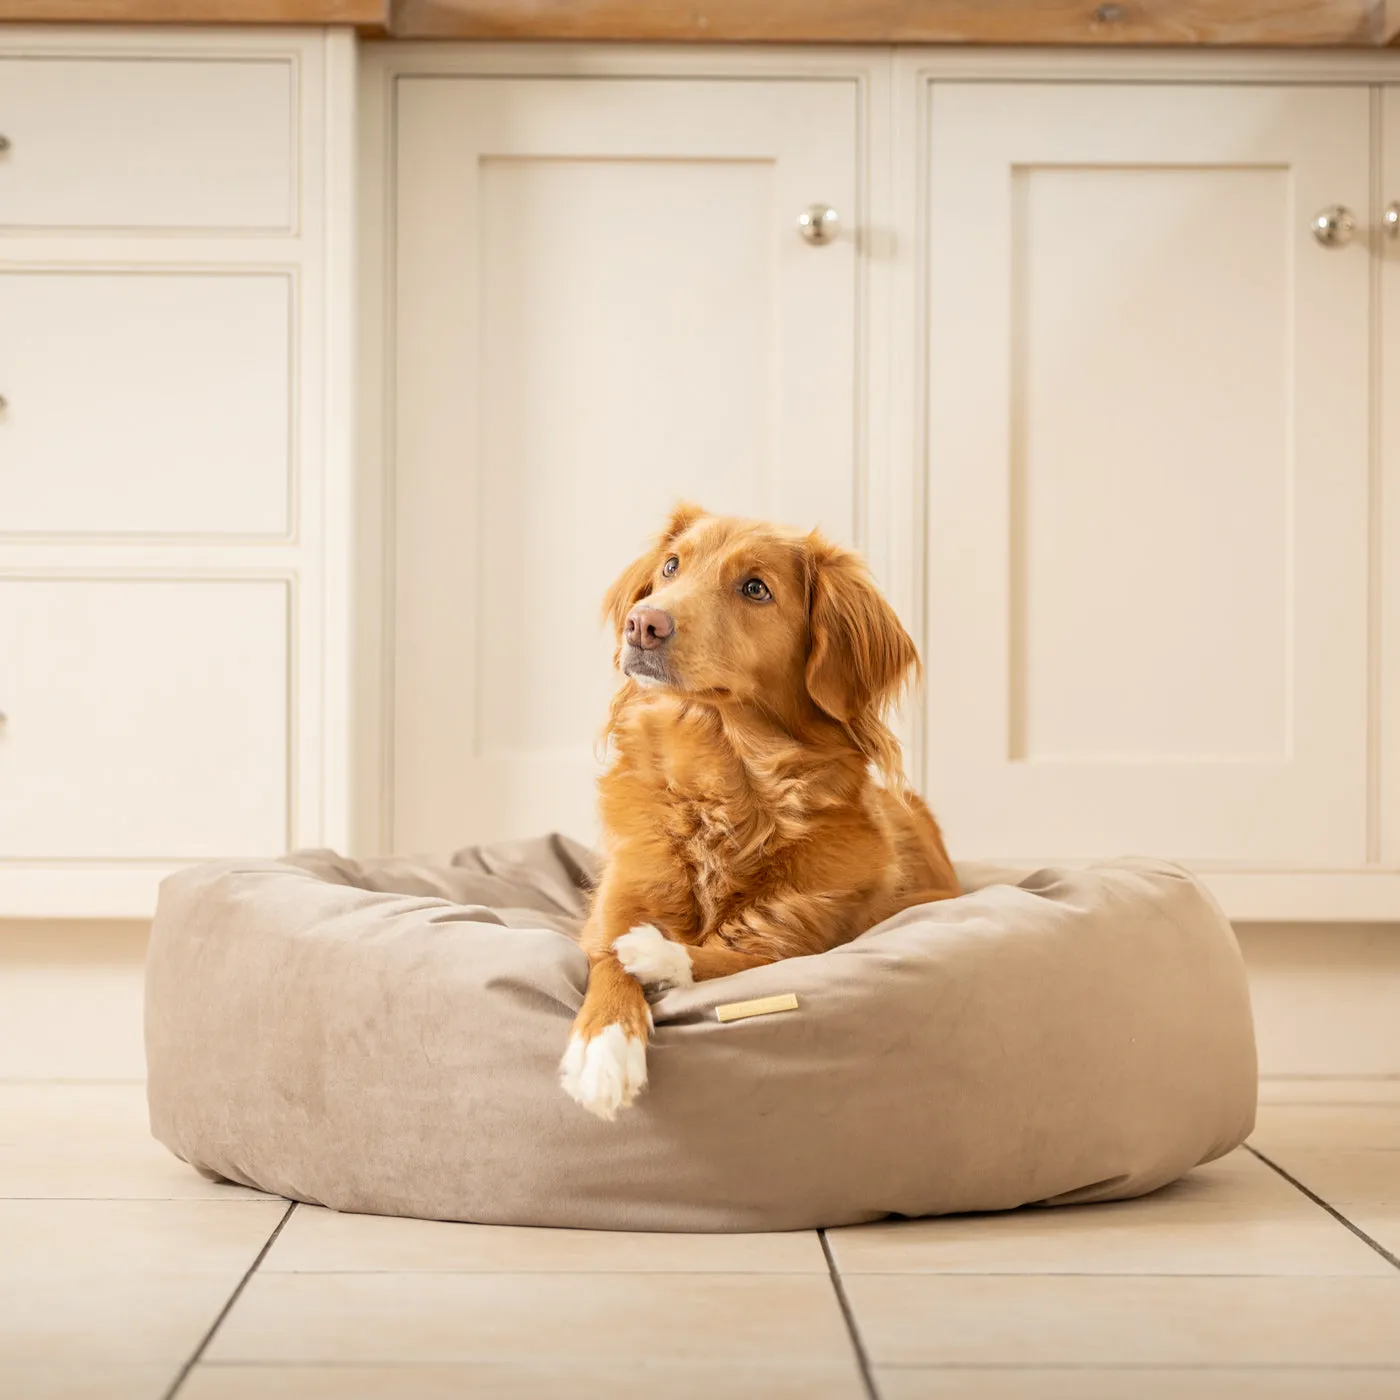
left=923, top=83, right=1371, bottom=867
left=389, top=77, right=859, bottom=852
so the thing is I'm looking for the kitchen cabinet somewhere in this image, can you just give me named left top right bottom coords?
left=0, top=27, right=355, bottom=916
left=7, top=36, right=1397, bottom=920
left=368, top=46, right=1400, bottom=918
left=908, top=61, right=1399, bottom=917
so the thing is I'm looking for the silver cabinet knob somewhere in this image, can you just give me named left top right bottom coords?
left=1311, top=205, right=1356, bottom=248
left=797, top=204, right=839, bottom=245
left=0, top=394, right=7, bottom=412
left=1385, top=202, right=1400, bottom=239
left=0, top=135, right=9, bottom=153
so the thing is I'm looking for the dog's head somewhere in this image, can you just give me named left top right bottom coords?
left=603, top=504, right=919, bottom=735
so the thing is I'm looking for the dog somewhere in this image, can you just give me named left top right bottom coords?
left=559, top=504, right=960, bottom=1119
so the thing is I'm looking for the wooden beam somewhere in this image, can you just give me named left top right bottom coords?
left=390, top=0, right=1386, bottom=45
left=0, top=0, right=386, bottom=24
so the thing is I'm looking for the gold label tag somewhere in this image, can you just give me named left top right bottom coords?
left=715, top=993, right=800, bottom=1024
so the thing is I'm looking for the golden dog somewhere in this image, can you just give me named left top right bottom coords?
left=560, top=504, right=960, bottom=1118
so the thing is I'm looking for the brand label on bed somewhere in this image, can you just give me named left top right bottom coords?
left=715, top=993, right=800, bottom=1023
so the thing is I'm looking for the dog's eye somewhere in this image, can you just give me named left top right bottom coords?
left=662, top=556, right=679, bottom=578
left=742, top=578, right=772, bottom=602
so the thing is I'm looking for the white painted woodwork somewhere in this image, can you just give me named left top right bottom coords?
left=0, top=28, right=356, bottom=917
left=0, top=38, right=1393, bottom=919
left=0, top=272, right=291, bottom=537
left=0, top=578, right=288, bottom=858
left=922, top=82, right=1372, bottom=867
left=1381, top=85, right=1400, bottom=873
left=0, top=56, right=295, bottom=231
left=388, top=74, right=859, bottom=852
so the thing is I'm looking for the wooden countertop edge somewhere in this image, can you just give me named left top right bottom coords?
left=387, top=0, right=1400, bottom=45
left=1, top=0, right=1397, bottom=45
left=0, top=0, right=388, bottom=27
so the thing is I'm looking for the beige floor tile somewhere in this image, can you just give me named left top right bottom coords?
left=843, top=1274, right=1400, bottom=1367
left=1257, top=1149, right=1400, bottom=1206
left=1252, top=1105, right=1400, bottom=1151
left=1347, top=1207, right=1400, bottom=1258
left=0, top=1083, right=275, bottom=1200
left=1, top=1199, right=286, bottom=1272
left=0, top=1271, right=238, bottom=1364
left=875, top=1368, right=1400, bottom=1399
left=0, top=1366, right=176, bottom=1400
left=265, top=1207, right=825, bottom=1273
left=184, top=1361, right=867, bottom=1399
left=207, top=1272, right=854, bottom=1365
left=1259, top=1079, right=1400, bottom=1106
left=827, top=1197, right=1391, bottom=1276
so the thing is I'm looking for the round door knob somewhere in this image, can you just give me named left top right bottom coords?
left=797, top=203, right=839, bottom=245
left=1385, top=202, right=1399, bottom=240
left=1311, top=205, right=1356, bottom=248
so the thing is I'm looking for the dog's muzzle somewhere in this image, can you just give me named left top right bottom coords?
left=622, top=643, right=674, bottom=686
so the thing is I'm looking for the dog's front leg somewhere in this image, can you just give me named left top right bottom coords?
left=558, top=875, right=664, bottom=1121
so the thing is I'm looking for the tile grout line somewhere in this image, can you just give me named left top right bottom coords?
left=191, top=1361, right=1400, bottom=1374
left=819, top=1230, right=879, bottom=1400
left=1246, top=1144, right=1400, bottom=1273
left=161, top=1199, right=298, bottom=1400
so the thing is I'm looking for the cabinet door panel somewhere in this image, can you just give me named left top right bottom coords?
left=924, top=83, right=1370, bottom=865
left=391, top=78, right=858, bottom=851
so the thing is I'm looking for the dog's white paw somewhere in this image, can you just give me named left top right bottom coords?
left=615, top=924, right=694, bottom=993
left=558, top=1023, right=648, bottom=1121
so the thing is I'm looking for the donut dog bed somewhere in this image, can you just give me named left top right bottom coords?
left=145, top=836, right=1257, bottom=1232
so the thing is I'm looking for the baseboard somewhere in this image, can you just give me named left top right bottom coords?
left=1236, top=922, right=1400, bottom=1078
left=0, top=920, right=149, bottom=1081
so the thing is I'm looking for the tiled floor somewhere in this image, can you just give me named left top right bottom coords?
left=1, top=1080, right=1397, bottom=1399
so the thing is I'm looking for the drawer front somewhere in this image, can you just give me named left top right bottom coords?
left=0, top=578, right=289, bottom=859
left=0, top=57, right=295, bottom=231
left=0, top=273, right=291, bottom=538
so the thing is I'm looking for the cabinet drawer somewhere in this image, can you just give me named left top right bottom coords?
left=0, top=57, right=294, bottom=231
left=0, top=578, right=289, bottom=859
left=0, top=272, right=291, bottom=538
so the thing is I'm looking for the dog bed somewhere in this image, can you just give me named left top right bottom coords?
left=144, top=836, right=1257, bottom=1232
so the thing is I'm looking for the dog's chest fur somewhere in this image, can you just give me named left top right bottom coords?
left=641, top=705, right=828, bottom=937
left=664, top=793, right=759, bottom=935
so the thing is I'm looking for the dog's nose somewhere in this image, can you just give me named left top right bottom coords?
left=625, top=606, right=674, bottom=650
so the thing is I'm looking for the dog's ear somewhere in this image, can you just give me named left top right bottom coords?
left=601, top=502, right=707, bottom=638
left=804, top=532, right=919, bottom=723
